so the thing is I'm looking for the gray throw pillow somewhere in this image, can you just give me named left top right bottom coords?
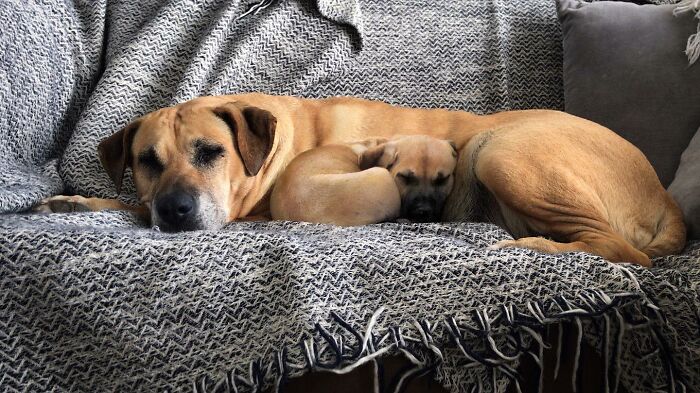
left=669, top=127, right=700, bottom=240
left=557, top=0, right=700, bottom=187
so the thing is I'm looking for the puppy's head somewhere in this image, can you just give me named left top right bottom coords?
left=99, top=100, right=276, bottom=232
left=359, top=135, right=457, bottom=222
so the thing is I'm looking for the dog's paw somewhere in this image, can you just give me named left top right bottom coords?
left=33, top=195, right=94, bottom=213
left=487, top=239, right=518, bottom=250
left=349, top=137, right=389, bottom=155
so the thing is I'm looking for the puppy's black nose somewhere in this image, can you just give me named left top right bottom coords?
left=154, top=190, right=198, bottom=231
left=409, top=204, right=434, bottom=222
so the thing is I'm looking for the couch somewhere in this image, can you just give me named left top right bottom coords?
left=1, top=0, right=698, bottom=392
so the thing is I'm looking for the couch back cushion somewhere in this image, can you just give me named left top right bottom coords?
left=558, top=0, right=700, bottom=186
left=669, top=127, right=700, bottom=239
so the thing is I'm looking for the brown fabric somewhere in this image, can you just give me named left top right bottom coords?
left=268, top=355, right=448, bottom=393
left=272, top=325, right=609, bottom=393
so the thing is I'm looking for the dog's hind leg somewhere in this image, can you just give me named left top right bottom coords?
left=640, top=196, right=687, bottom=258
left=489, top=231, right=651, bottom=267
left=472, top=138, right=653, bottom=266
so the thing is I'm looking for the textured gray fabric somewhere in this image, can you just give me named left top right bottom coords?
left=0, top=1, right=103, bottom=212
left=1, top=213, right=698, bottom=392
left=1, top=0, right=699, bottom=392
left=669, top=127, right=700, bottom=239
left=558, top=0, right=700, bottom=187
left=56, top=1, right=572, bottom=204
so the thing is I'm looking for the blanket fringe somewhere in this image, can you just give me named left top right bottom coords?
left=237, top=0, right=277, bottom=20
left=191, top=290, right=684, bottom=393
left=674, top=0, right=700, bottom=65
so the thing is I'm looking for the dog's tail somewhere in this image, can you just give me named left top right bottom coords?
left=642, top=195, right=687, bottom=258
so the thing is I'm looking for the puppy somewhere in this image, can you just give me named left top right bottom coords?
left=361, top=135, right=458, bottom=222
left=271, top=135, right=457, bottom=226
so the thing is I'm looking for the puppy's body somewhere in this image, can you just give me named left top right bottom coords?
left=35, top=94, right=686, bottom=265
left=270, top=142, right=401, bottom=226
left=271, top=136, right=457, bottom=226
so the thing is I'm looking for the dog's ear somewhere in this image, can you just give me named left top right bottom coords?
left=214, top=103, right=277, bottom=176
left=447, top=140, right=458, bottom=157
left=359, top=142, right=397, bottom=170
left=98, top=120, right=141, bottom=194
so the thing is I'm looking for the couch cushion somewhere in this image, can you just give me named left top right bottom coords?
left=669, top=127, right=700, bottom=240
left=557, top=0, right=700, bottom=186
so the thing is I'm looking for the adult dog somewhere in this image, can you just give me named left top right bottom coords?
left=36, top=93, right=685, bottom=266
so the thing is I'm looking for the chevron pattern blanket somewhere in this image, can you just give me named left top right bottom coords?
left=1, top=0, right=699, bottom=392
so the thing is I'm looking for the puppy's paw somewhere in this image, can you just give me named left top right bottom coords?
left=487, top=239, right=518, bottom=250
left=356, top=137, right=388, bottom=148
left=33, top=195, right=94, bottom=213
left=349, top=137, right=389, bottom=156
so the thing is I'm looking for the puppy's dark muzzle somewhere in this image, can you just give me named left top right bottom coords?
left=154, top=189, right=200, bottom=232
left=402, top=195, right=440, bottom=223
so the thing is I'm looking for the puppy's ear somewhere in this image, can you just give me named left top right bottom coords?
left=359, top=142, right=397, bottom=170
left=214, top=103, right=277, bottom=176
left=98, top=120, right=141, bottom=194
left=447, top=140, right=458, bottom=157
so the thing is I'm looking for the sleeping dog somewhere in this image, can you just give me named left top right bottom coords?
left=34, top=94, right=685, bottom=266
left=270, top=135, right=458, bottom=226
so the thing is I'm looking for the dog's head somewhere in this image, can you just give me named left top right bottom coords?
left=359, top=135, right=458, bottom=222
left=99, top=100, right=276, bottom=232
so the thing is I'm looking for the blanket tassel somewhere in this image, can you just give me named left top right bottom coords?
left=674, top=0, right=700, bottom=65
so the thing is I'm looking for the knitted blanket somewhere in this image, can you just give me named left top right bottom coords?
left=1, top=0, right=698, bottom=392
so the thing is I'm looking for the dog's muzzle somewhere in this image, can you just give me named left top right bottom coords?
left=402, top=194, right=441, bottom=223
left=153, top=188, right=201, bottom=232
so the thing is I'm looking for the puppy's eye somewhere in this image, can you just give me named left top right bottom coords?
left=138, top=148, right=164, bottom=175
left=397, top=172, right=417, bottom=185
left=194, top=143, right=225, bottom=167
left=433, top=174, right=450, bottom=187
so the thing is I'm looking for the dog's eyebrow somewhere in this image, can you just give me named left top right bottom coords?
left=193, top=138, right=222, bottom=149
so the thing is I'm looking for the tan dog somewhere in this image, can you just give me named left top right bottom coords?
left=35, top=93, right=685, bottom=266
left=270, top=135, right=457, bottom=226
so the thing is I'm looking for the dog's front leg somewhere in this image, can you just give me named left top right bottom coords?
left=33, top=195, right=149, bottom=220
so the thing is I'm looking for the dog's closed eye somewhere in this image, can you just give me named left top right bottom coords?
left=397, top=172, right=417, bottom=185
left=433, top=173, right=450, bottom=187
left=194, top=141, right=225, bottom=167
left=138, top=147, right=164, bottom=175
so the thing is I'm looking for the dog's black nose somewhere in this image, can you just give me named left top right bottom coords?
left=409, top=204, right=434, bottom=222
left=154, top=190, right=198, bottom=231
